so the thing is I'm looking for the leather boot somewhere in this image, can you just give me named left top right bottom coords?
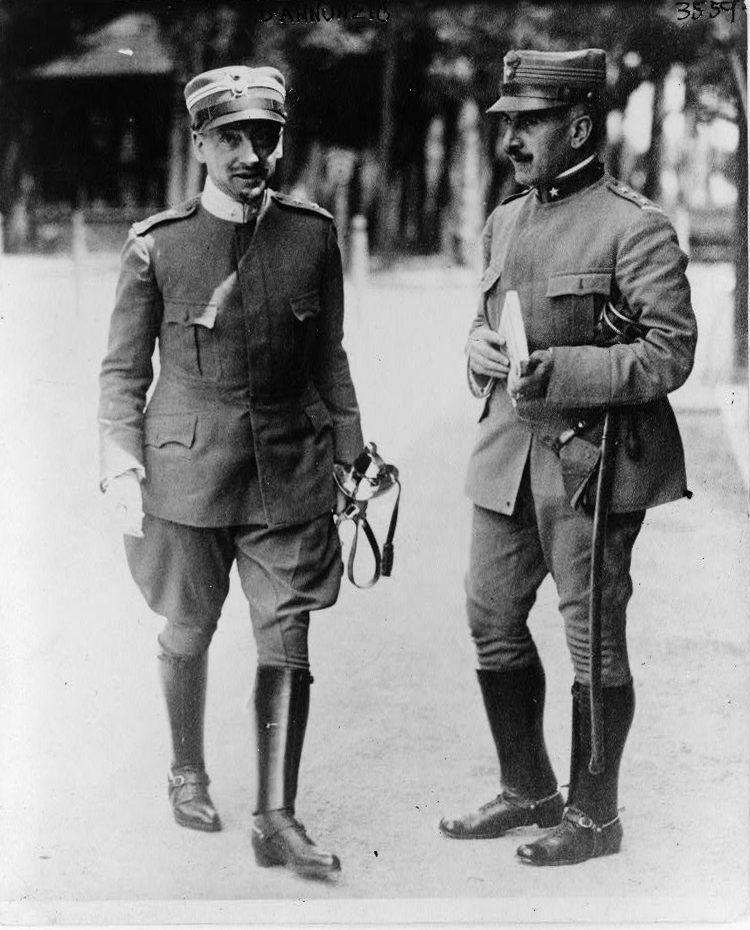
left=440, top=662, right=563, bottom=839
left=251, top=666, right=340, bottom=879
left=517, top=680, right=634, bottom=866
left=159, top=652, right=221, bottom=833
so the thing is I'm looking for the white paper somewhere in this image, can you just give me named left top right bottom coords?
left=498, top=289, right=529, bottom=378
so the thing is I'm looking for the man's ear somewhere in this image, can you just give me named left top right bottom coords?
left=191, top=130, right=207, bottom=164
left=274, top=127, right=284, bottom=160
left=570, top=113, right=593, bottom=151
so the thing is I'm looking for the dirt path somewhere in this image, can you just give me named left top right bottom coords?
left=0, top=260, right=747, bottom=926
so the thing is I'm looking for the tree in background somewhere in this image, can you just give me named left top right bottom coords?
left=1, top=0, right=745, bottom=367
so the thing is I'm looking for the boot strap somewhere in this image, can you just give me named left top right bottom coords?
left=565, top=806, right=619, bottom=830
left=565, top=806, right=619, bottom=854
left=169, top=769, right=209, bottom=789
left=504, top=789, right=560, bottom=811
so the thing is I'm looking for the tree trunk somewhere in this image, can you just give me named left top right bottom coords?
left=643, top=76, right=664, bottom=203
left=423, top=116, right=445, bottom=251
left=375, top=27, right=398, bottom=262
left=456, top=98, right=483, bottom=267
left=166, top=83, right=187, bottom=205
left=733, top=105, right=747, bottom=372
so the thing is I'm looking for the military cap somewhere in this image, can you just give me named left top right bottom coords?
left=184, top=65, right=287, bottom=131
left=488, top=48, right=606, bottom=114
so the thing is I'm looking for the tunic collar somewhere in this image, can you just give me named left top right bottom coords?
left=535, top=155, right=604, bottom=203
left=201, top=176, right=268, bottom=224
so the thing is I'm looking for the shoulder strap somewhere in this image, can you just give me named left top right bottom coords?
left=605, top=179, right=664, bottom=213
left=131, top=197, right=201, bottom=235
left=270, top=190, right=333, bottom=220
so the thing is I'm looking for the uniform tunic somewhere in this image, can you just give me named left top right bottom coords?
left=99, top=186, right=363, bottom=528
left=466, top=163, right=696, bottom=516
left=464, top=161, right=697, bottom=683
left=98, top=182, right=363, bottom=663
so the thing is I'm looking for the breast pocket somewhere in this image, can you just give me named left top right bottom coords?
left=545, top=272, right=612, bottom=346
left=143, top=413, right=197, bottom=457
left=161, top=299, right=220, bottom=380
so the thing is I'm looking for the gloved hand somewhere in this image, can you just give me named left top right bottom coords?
left=335, top=485, right=349, bottom=517
left=507, top=348, right=553, bottom=402
left=334, top=484, right=367, bottom=519
left=333, top=468, right=367, bottom=522
left=104, top=469, right=145, bottom=538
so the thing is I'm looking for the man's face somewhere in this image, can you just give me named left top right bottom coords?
left=192, top=120, right=283, bottom=204
left=500, top=108, right=577, bottom=188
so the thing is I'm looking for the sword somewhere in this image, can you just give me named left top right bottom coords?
left=587, top=407, right=618, bottom=775
left=586, top=299, right=647, bottom=773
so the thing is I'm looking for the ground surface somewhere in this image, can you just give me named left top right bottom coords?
left=0, top=255, right=747, bottom=927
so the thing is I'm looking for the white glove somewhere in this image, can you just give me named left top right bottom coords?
left=104, top=470, right=145, bottom=538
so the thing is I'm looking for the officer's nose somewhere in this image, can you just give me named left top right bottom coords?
left=237, top=138, right=260, bottom=165
left=502, top=122, right=520, bottom=155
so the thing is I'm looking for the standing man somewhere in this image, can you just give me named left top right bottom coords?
left=99, top=65, right=363, bottom=880
left=439, top=49, right=696, bottom=866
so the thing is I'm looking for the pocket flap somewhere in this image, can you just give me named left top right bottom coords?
left=290, top=290, right=320, bottom=321
left=303, top=398, right=333, bottom=434
left=480, top=265, right=502, bottom=293
left=144, top=413, right=197, bottom=449
left=546, top=272, right=611, bottom=298
left=163, top=300, right=218, bottom=328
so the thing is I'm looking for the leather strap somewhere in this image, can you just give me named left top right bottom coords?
left=344, top=471, right=401, bottom=589
left=549, top=412, right=605, bottom=455
left=503, top=789, right=561, bottom=811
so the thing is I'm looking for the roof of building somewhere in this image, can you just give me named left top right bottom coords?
left=32, top=14, right=173, bottom=79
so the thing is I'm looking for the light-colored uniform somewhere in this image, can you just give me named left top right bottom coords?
left=464, top=161, right=697, bottom=683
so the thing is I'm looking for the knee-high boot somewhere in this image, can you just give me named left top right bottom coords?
left=517, top=680, right=635, bottom=865
left=158, top=651, right=221, bottom=832
left=440, top=661, right=563, bottom=839
left=251, top=666, right=340, bottom=879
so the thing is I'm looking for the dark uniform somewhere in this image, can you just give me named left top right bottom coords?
left=98, top=66, right=362, bottom=878
left=440, top=49, right=697, bottom=866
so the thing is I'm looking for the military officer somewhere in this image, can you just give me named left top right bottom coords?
left=439, top=49, right=697, bottom=865
left=99, top=65, right=363, bottom=880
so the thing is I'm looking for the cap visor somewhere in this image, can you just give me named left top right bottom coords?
left=201, top=109, right=286, bottom=131
left=487, top=95, right=570, bottom=114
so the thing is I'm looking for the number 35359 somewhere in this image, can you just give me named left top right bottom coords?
left=675, top=0, right=746, bottom=20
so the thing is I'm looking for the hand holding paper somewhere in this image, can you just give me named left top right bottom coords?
left=498, top=290, right=529, bottom=380
left=500, top=291, right=553, bottom=403
left=466, top=327, right=510, bottom=381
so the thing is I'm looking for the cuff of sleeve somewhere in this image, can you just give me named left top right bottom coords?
left=544, top=345, right=611, bottom=406
left=100, top=464, right=145, bottom=493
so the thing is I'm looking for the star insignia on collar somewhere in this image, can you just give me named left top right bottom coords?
left=549, top=187, right=559, bottom=198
